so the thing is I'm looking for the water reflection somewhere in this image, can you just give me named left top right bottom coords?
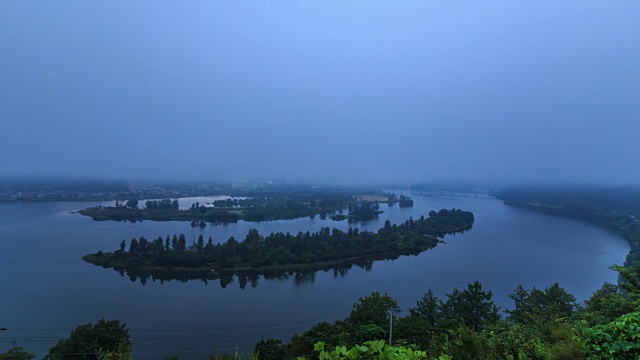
left=108, top=259, right=378, bottom=289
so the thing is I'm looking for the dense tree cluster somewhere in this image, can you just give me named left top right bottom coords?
left=254, top=265, right=640, bottom=360
left=85, top=209, right=474, bottom=273
left=347, top=202, right=382, bottom=221
left=44, top=319, right=131, bottom=360
left=145, top=199, right=179, bottom=210
left=277, top=283, right=500, bottom=359
left=79, top=191, right=365, bottom=224
left=125, top=199, right=138, bottom=209
left=505, top=283, right=577, bottom=325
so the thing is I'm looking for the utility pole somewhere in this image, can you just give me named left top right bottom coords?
left=388, top=308, right=393, bottom=346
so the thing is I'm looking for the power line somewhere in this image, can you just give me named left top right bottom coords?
left=2, top=313, right=349, bottom=333
left=6, top=329, right=380, bottom=360
left=0, top=315, right=355, bottom=345
left=2, top=327, right=350, bottom=347
left=27, top=333, right=347, bottom=357
left=19, top=332, right=348, bottom=358
left=29, top=348, right=241, bottom=357
left=0, top=325, right=311, bottom=343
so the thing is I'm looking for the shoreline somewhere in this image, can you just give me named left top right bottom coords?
left=82, top=213, right=475, bottom=280
left=82, top=244, right=440, bottom=276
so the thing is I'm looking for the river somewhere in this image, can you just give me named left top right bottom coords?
left=0, top=193, right=629, bottom=359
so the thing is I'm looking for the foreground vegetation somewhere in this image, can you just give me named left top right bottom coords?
left=266, top=263, right=640, bottom=359
left=5, top=264, right=639, bottom=359
left=83, top=209, right=474, bottom=281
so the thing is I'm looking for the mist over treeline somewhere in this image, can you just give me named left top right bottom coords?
left=0, top=176, right=637, bottom=195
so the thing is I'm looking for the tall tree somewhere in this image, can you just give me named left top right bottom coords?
left=45, top=319, right=131, bottom=360
left=506, top=284, right=533, bottom=324
left=506, top=282, right=576, bottom=325
left=348, top=292, right=400, bottom=343
left=196, top=234, right=205, bottom=252
left=128, top=238, right=138, bottom=254
left=441, top=281, right=500, bottom=331
left=410, top=289, right=442, bottom=328
left=254, top=338, right=286, bottom=360
left=177, top=234, right=186, bottom=252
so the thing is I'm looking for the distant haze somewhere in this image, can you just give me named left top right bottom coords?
left=1, top=1, right=638, bottom=185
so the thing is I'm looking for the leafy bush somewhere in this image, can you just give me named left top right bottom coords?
left=313, top=340, right=431, bottom=360
left=577, top=311, right=640, bottom=359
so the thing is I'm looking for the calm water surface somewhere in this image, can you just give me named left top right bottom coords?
left=0, top=194, right=629, bottom=359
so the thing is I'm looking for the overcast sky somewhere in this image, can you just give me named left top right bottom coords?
left=1, top=1, right=638, bottom=185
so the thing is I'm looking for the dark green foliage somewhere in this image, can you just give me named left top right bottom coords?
left=291, top=280, right=593, bottom=359
left=579, top=282, right=639, bottom=326
left=349, top=292, right=400, bottom=343
left=411, top=290, right=441, bottom=324
left=346, top=202, right=382, bottom=222
left=572, top=265, right=640, bottom=359
left=125, top=199, right=138, bottom=209
left=444, top=325, right=489, bottom=360
left=506, top=282, right=577, bottom=325
left=0, top=347, right=35, bottom=360
left=394, top=315, right=434, bottom=349
left=610, top=263, right=640, bottom=294
left=254, top=338, right=286, bottom=360
left=485, top=323, right=558, bottom=360
left=79, top=190, right=361, bottom=224
left=286, top=321, right=351, bottom=359
left=85, top=210, right=474, bottom=276
left=95, top=343, right=132, bottom=360
left=292, top=282, right=501, bottom=357
left=394, top=290, right=444, bottom=348
left=406, top=282, right=500, bottom=335
left=45, top=319, right=131, bottom=360
left=206, top=353, right=239, bottom=360
left=577, top=311, right=640, bottom=359
left=440, top=281, right=500, bottom=331
left=145, top=199, right=179, bottom=210
left=312, top=340, right=427, bottom=359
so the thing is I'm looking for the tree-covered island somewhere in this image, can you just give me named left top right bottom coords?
left=77, top=189, right=409, bottom=224
left=83, top=209, right=473, bottom=280
left=329, top=202, right=383, bottom=222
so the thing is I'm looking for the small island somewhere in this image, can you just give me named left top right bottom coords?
left=330, top=202, right=383, bottom=222
left=77, top=189, right=411, bottom=224
left=83, top=209, right=474, bottom=281
left=78, top=193, right=356, bottom=224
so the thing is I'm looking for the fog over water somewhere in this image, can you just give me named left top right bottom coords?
left=1, top=1, right=639, bottom=184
